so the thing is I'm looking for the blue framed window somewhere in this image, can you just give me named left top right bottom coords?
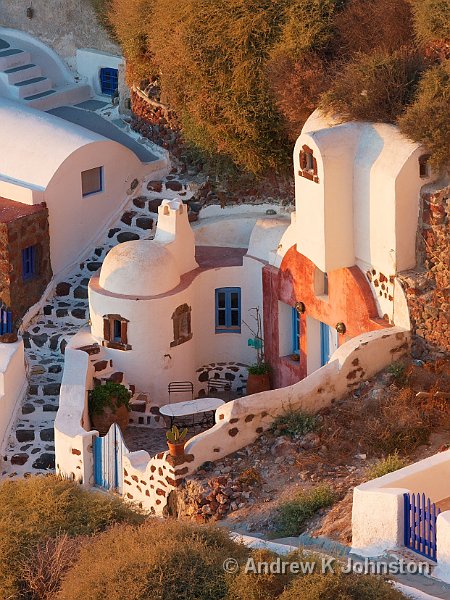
left=292, top=307, right=300, bottom=354
left=22, top=245, right=38, bottom=280
left=215, top=288, right=241, bottom=333
left=81, top=166, right=103, bottom=197
left=100, top=67, right=118, bottom=96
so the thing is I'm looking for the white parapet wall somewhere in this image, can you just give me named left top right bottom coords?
left=0, top=340, right=27, bottom=455
left=54, top=346, right=96, bottom=485
left=352, top=449, right=450, bottom=582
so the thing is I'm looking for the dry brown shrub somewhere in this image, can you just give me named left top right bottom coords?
left=20, top=535, right=84, bottom=600
left=320, top=363, right=449, bottom=461
left=266, top=52, right=329, bottom=141
left=333, top=0, right=414, bottom=57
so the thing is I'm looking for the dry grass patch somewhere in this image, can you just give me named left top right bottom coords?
left=0, top=475, right=143, bottom=599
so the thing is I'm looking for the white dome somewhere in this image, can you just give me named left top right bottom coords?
left=99, top=240, right=180, bottom=296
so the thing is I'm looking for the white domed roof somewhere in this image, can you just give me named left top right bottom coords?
left=99, top=240, right=180, bottom=296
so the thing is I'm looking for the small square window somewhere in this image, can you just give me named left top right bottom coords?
left=82, top=167, right=103, bottom=197
left=22, top=245, right=38, bottom=280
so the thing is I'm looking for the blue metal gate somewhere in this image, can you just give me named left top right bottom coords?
left=93, top=424, right=128, bottom=493
left=404, top=492, right=440, bottom=561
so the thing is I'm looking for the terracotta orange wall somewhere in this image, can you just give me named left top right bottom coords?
left=263, top=245, right=389, bottom=389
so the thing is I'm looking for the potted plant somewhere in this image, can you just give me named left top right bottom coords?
left=89, top=382, right=131, bottom=436
left=243, top=307, right=272, bottom=395
left=166, top=425, right=188, bottom=457
left=247, top=361, right=271, bottom=395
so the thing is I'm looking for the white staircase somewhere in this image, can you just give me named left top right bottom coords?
left=0, top=37, right=91, bottom=110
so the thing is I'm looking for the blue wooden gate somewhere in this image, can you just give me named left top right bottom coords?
left=404, top=492, right=441, bottom=561
left=93, top=424, right=128, bottom=493
left=0, top=307, right=13, bottom=334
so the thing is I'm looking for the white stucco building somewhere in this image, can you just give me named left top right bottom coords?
left=88, top=199, right=289, bottom=402
left=0, top=98, right=167, bottom=278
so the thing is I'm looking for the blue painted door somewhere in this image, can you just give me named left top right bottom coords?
left=94, top=423, right=127, bottom=493
left=320, top=322, right=338, bottom=366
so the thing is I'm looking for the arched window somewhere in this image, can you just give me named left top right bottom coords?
left=171, top=304, right=193, bottom=347
left=299, top=145, right=319, bottom=183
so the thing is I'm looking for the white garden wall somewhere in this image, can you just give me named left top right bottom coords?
left=0, top=340, right=27, bottom=454
left=56, top=325, right=410, bottom=516
left=352, top=449, right=450, bottom=583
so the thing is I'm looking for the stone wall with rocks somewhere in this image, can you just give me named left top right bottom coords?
left=196, top=362, right=249, bottom=396
left=0, top=203, right=52, bottom=322
left=399, top=184, right=449, bottom=359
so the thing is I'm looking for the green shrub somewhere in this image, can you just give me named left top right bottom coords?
left=367, top=452, right=409, bottom=479
left=0, top=476, right=143, bottom=599
left=279, top=570, right=406, bottom=599
left=398, top=61, right=450, bottom=169
left=275, top=485, right=335, bottom=536
left=271, top=0, right=341, bottom=60
left=89, top=381, right=131, bottom=416
left=387, top=362, right=408, bottom=387
left=270, top=410, right=318, bottom=439
left=410, top=0, right=450, bottom=45
left=320, top=48, right=425, bottom=124
left=109, top=0, right=157, bottom=84
left=248, top=362, right=271, bottom=376
left=58, top=520, right=248, bottom=600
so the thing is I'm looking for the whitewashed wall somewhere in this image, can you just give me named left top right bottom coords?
left=0, top=340, right=27, bottom=454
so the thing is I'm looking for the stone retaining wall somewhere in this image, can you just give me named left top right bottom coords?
left=399, top=184, right=449, bottom=359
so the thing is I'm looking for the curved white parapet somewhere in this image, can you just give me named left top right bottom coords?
left=0, top=27, right=91, bottom=109
left=54, top=345, right=97, bottom=485
left=0, top=27, right=77, bottom=86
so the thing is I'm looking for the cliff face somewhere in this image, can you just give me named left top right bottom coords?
left=400, top=183, right=450, bottom=359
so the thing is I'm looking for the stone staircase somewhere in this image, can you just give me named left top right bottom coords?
left=0, top=36, right=90, bottom=110
left=1, top=173, right=193, bottom=477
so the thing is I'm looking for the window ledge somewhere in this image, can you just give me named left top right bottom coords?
left=170, top=333, right=193, bottom=348
left=102, top=340, right=132, bottom=351
left=298, top=169, right=319, bottom=183
left=215, top=328, right=241, bottom=334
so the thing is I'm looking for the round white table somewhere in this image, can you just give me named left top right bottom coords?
left=159, top=397, right=225, bottom=428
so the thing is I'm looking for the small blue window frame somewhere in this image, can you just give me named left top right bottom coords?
left=22, top=245, right=37, bottom=281
left=215, top=287, right=241, bottom=333
left=0, top=307, right=13, bottom=334
left=113, top=319, right=122, bottom=342
left=81, top=167, right=103, bottom=197
left=292, top=307, right=300, bottom=355
left=99, top=67, right=119, bottom=97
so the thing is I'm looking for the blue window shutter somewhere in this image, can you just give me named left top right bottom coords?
left=215, top=288, right=241, bottom=333
left=320, top=322, right=330, bottom=366
left=292, top=307, right=300, bottom=354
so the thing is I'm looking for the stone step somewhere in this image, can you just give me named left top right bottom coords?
left=24, top=88, right=56, bottom=102
left=13, top=75, right=52, bottom=99
left=0, top=38, right=10, bottom=50
left=2, top=63, right=42, bottom=84
left=0, top=48, right=31, bottom=71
